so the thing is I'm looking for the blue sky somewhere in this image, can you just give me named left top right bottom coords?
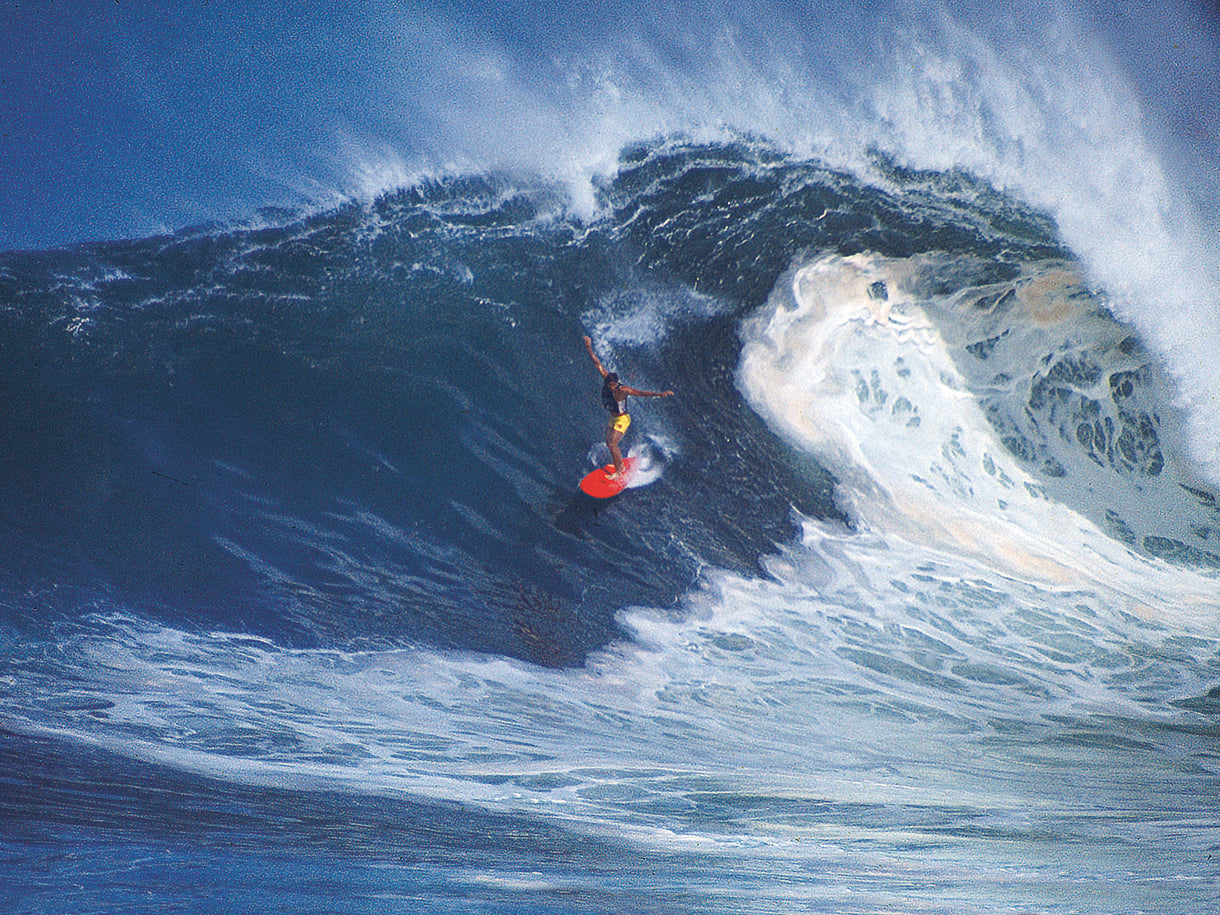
left=1, top=1, right=388, bottom=251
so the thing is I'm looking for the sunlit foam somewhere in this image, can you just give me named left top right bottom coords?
left=737, top=251, right=1219, bottom=624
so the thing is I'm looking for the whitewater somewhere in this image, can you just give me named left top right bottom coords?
left=3, top=2, right=1220, bottom=913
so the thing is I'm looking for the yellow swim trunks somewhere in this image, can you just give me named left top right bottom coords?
left=611, top=412, right=631, bottom=434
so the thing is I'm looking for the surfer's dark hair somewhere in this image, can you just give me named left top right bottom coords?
left=606, top=372, right=619, bottom=384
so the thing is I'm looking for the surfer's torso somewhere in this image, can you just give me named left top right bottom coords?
left=603, top=379, right=628, bottom=415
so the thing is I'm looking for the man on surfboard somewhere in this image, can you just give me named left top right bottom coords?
left=584, top=335, right=674, bottom=479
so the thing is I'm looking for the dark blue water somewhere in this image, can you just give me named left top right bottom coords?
left=4, top=2, right=1220, bottom=913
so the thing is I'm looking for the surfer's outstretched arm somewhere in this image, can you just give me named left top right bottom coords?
left=620, top=386, right=675, bottom=398
left=583, top=335, right=609, bottom=378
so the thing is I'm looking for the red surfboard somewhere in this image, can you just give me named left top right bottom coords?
left=579, top=456, right=638, bottom=498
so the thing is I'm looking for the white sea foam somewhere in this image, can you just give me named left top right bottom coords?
left=737, top=251, right=1220, bottom=620
left=584, top=286, right=725, bottom=349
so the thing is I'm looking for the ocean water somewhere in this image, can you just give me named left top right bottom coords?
left=3, top=2, right=1220, bottom=913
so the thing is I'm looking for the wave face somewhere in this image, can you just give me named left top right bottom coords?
left=4, top=2, right=1220, bottom=913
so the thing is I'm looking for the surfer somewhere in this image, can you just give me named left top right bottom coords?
left=584, top=335, right=674, bottom=478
